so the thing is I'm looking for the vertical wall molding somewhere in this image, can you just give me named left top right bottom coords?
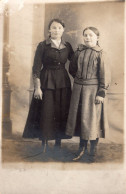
left=2, top=6, right=12, bottom=138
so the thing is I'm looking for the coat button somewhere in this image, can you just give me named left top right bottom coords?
left=58, top=62, right=60, bottom=65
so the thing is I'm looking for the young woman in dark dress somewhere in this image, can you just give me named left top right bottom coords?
left=23, top=19, right=74, bottom=152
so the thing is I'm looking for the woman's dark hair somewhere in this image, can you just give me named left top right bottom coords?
left=48, top=18, right=65, bottom=29
left=83, top=27, right=100, bottom=37
left=83, top=27, right=100, bottom=46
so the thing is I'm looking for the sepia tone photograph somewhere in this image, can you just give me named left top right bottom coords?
left=0, top=0, right=126, bottom=193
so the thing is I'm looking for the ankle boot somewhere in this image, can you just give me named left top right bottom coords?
left=90, top=140, right=97, bottom=155
left=55, top=139, right=61, bottom=148
left=89, top=140, right=98, bottom=162
left=73, top=139, right=88, bottom=161
left=42, top=140, right=48, bottom=153
left=96, top=138, right=99, bottom=147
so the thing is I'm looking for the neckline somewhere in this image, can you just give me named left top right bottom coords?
left=77, top=44, right=102, bottom=52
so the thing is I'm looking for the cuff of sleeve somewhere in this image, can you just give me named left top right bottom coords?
left=97, top=89, right=106, bottom=98
left=33, top=73, right=40, bottom=79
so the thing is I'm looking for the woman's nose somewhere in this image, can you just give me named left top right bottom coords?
left=55, top=28, right=59, bottom=31
left=86, top=35, right=90, bottom=39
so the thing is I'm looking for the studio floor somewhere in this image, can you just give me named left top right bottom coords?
left=1, top=136, right=124, bottom=167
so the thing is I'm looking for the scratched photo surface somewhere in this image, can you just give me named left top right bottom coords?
left=0, top=0, right=126, bottom=193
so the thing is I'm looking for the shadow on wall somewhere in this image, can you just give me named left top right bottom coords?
left=107, top=95, right=124, bottom=144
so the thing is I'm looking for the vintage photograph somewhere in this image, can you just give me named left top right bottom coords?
left=0, top=0, right=125, bottom=193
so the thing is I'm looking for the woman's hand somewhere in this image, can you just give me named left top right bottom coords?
left=34, top=88, right=43, bottom=100
left=95, top=96, right=104, bottom=104
left=33, top=77, right=42, bottom=100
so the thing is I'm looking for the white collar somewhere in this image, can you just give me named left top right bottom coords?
left=51, top=39, right=61, bottom=48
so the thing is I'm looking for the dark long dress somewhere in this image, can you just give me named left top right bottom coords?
left=22, top=38, right=74, bottom=140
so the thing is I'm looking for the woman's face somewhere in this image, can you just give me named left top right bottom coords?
left=83, top=29, right=99, bottom=47
left=49, top=21, right=64, bottom=40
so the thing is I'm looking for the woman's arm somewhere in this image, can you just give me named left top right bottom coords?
left=69, top=44, right=85, bottom=78
left=69, top=50, right=80, bottom=78
left=33, top=42, right=45, bottom=79
left=32, top=42, right=45, bottom=100
left=96, top=51, right=111, bottom=101
left=66, top=42, right=74, bottom=61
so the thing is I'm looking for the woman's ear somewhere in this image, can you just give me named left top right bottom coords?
left=48, top=30, right=51, bottom=36
left=97, top=36, right=99, bottom=41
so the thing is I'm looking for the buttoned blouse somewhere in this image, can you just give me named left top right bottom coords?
left=69, top=44, right=111, bottom=97
left=33, top=38, right=74, bottom=89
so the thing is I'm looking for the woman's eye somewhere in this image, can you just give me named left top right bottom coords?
left=51, top=26, right=56, bottom=30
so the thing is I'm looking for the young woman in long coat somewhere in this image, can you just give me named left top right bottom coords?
left=22, top=19, right=74, bottom=151
left=66, top=27, right=111, bottom=161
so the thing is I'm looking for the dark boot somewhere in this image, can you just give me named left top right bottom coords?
left=73, top=139, right=88, bottom=161
left=42, top=140, right=48, bottom=153
left=96, top=138, right=99, bottom=146
left=53, top=139, right=62, bottom=159
left=89, top=139, right=98, bottom=162
left=55, top=139, right=61, bottom=148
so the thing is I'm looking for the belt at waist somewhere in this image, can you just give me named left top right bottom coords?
left=74, top=77, right=99, bottom=85
left=44, top=64, right=65, bottom=70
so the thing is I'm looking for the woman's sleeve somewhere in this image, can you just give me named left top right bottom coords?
left=66, top=42, right=74, bottom=61
left=32, top=42, right=44, bottom=79
left=97, top=51, right=111, bottom=97
left=69, top=50, right=79, bottom=78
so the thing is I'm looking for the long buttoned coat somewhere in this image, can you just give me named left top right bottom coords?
left=23, top=38, right=74, bottom=140
left=66, top=44, right=111, bottom=140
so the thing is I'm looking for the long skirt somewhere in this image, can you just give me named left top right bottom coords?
left=23, top=88, right=71, bottom=140
left=66, top=83, right=109, bottom=140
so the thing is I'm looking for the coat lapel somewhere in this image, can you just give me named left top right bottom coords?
left=46, top=38, right=66, bottom=49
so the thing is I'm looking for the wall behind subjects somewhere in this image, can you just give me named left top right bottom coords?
left=8, top=2, right=124, bottom=143
left=8, top=4, right=45, bottom=135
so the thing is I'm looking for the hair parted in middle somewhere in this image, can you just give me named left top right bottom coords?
left=83, top=26, right=100, bottom=46
left=48, top=18, right=65, bottom=30
left=83, top=26, right=100, bottom=37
